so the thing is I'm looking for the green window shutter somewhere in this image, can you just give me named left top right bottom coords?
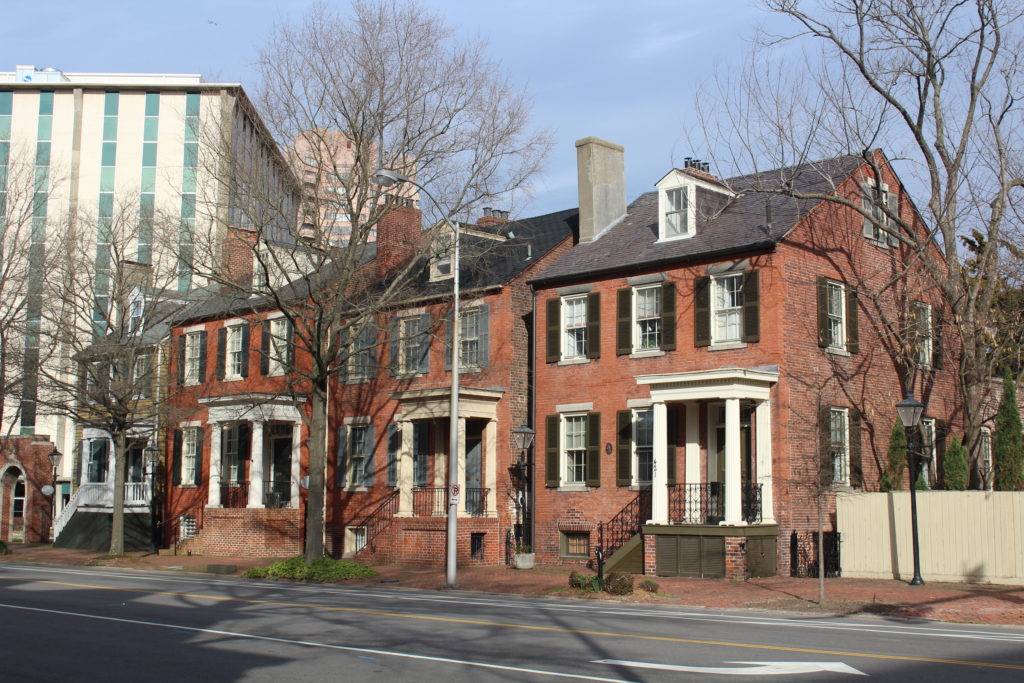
left=932, top=314, right=942, bottom=369
left=386, top=423, right=399, bottom=487
left=585, top=292, right=600, bottom=359
left=172, top=429, right=182, bottom=486
left=216, top=327, right=226, bottom=380
left=586, top=411, right=601, bottom=487
left=479, top=304, right=490, bottom=368
left=816, top=277, right=829, bottom=348
left=545, top=414, right=559, bottom=488
left=197, top=331, right=208, bottom=383
left=389, top=317, right=400, bottom=376
left=177, top=335, right=186, bottom=385
left=260, top=322, right=270, bottom=375
left=849, top=410, right=863, bottom=487
left=285, top=319, right=295, bottom=368
left=616, top=410, right=632, bottom=486
left=694, top=276, right=710, bottom=347
left=545, top=298, right=560, bottom=363
left=741, top=270, right=760, bottom=343
left=616, top=288, right=631, bottom=356
left=194, top=426, right=204, bottom=487
left=417, top=313, right=431, bottom=374
left=240, top=323, right=250, bottom=378
left=661, top=282, right=677, bottom=351
left=819, top=405, right=833, bottom=487
left=362, top=425, right=376, bottom=486
left=667, top=406, right=679, bottom=485
left=336, top=426, right=348, bottom=487
left=846, top=287, right=859, bottom=354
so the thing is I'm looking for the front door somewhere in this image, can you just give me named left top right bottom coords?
left=269, top=426, right=291, bottom=507
left=709, top=404, right=753, bottom=521
left=127, top=446, right=145, bottom=483
left=465, top=421, right=483, bottom=515
left=11, top=479, right=26, bottom=542
left=87, top=439, right=109, bottom=483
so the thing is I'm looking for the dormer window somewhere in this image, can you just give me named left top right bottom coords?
left=664, top=187, right=688, bottom=239
left=429, top=232, right=454, bottom=281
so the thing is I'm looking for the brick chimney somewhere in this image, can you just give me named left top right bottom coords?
left=476, top=207, right=509, bottom=228
left=575, top=137, right=626, bottom=243
left=680, top=157, right=724, bottom=186
left=220, top=227, right=256, bottom=290
left=376, top=199, right=423, bottom=275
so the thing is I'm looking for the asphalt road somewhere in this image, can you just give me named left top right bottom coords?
left=1, top=563, right=1023, bottom=681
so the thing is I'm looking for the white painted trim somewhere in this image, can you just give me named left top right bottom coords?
left=343, top=415, right=371, bottom=425
left=181, top=324, right=206, bottom=334
left=626, top=398, right=652, bottom=409
left=221, top=317, right=245, bottom=327
left=556, top=402, right=593, bottom=413
left=178, top=420, right=201, bottom=428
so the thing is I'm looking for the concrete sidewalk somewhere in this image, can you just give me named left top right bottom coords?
left=4, top=544, right=1022, bottom=626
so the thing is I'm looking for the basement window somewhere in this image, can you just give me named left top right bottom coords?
left=561, top=531, right=590, bottom=558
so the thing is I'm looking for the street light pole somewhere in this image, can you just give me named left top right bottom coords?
left=47, top=448, right=62, bottom=544
left=372, top=169, right=460, bottom=587
left=896, top=393, right=925, bottom=586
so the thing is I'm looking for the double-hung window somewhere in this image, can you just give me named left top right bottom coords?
left=826, top=281, right=846, bottom=350
left=88, top=439, right=109, bottom=483
left=829, top=408, right=850, bottom=485
left=461, top=308, right=481, bottom=367
left=562, top=296, right=587, bottom=360
left=712, top=273, right=744, bottom=343
left=226, top=324, right=244, bottom=379
left=222, top=425, right=241, bottom=484
left=664, top=187, right=688, bottom=239
left=128, top=297, right=143, bottom=333
left=913, top=302, right=933, bottom=368
left=862, top=180, right=899, bottom=246
left=133, top=353, right=150, bottom=395
left=634, top=286, right=661, bottom=352
left=182, top=427, right=199, bottom=484
left=919, top=418, right=936, bottom=488
left=184, top=332, right=202, bottom=384
left=399, top=317, right=421, bottom=374
left=563, top=415, right=587, bottom=486
left=633, top=408, right=654, bottom=484
left=348, top=425, right=368, bottom=488
left=269, top=318, right=289, bottom=375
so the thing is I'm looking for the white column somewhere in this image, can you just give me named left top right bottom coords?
left=289, top=421, right=301, bottom=509
left=723, top=398, right=742, bottom=525
left=651, top=401, right=669, bottom=524
left=484, top=419, right=497, bottom=517
left=397, top=420, right=413, bottom=516
left=456, top=417, right=467, bottom=516
left=248, top=421, right=265, bottom=508
left=755, top=400, right=774, bottom=524
left=80, top=439, right=89, bottom=486
left=684, top=402, right=700, bottom=486
left=105, top=436, right=115, bottom=485
left=207, top=423, right=222, bottom=507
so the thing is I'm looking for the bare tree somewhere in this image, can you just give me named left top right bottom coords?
left=187, top=0, right=550, bottom=560
left=694, top=0, right=1024, bottom=486
left=38, top=201, right=184, bottom=556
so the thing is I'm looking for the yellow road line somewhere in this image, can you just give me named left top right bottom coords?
left=33, top=579, right=1024, bottom=672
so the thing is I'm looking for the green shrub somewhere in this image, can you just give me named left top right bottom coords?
left=943, top=437, right=968, bottom=490
left=881, top=420, right=907, bottom=491
left=244, top=556, right=376, bottom=583
left=994, top=371, right=1024, bottom=491
left=604, top=572, right=634, bottom=595
left=568, top=570, right=601, bottom=593
left=638, top=578, right=659, bottom=593
left=0, top=540, right=9, bottom=555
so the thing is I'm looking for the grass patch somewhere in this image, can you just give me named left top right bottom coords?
left=243, top=556, right=377, bottom=583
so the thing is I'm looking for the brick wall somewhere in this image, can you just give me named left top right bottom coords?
left=178, top=507, right=302, bottom=558
left=356, top=516, right=502, bottom=565
left=1, top=436, right=58, bottom=544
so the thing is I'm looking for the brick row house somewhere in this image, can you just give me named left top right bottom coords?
left=163, top=203, right=573, bottom=562
left=529, top=138, right=958, bottom=579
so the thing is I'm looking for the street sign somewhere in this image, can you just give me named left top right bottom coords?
left=593, top=659, right=866, bottom=676
left=449, top=483, right=460, bottom=505
left=41, top=484, right=54, bottom=496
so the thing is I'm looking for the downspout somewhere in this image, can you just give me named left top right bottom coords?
left=528, top=286, right=537, bottom=550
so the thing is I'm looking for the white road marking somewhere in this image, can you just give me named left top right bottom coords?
left=3, top=563, right=1023, bottom=643
left=0, top=602, right=632, bottom=682
left=595, top=659, right=867, bottom=676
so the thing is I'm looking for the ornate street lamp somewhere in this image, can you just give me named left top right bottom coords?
left=143, top=444, right=159, bottom=549
left=896, top=393, right=925, bottom=586
left=47, top=448, right=62, bottom=543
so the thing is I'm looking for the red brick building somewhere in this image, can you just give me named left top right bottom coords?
left=1, top=436, right=59, bottom=545
left=163, top=204, right=572, bottom=562
left=529, top=138, right=959, bottom=579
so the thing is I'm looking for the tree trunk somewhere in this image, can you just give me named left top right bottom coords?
left=109, top=430, right=126, bottom=557
left=817, top=495, right=825, bottom=605
left=304, top=381, right=327, bottom=561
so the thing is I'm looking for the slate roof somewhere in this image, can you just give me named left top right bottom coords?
left=532, top=154, right=865, bottom=285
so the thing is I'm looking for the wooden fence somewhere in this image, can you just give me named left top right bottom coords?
left=836, top=491, right=1024, bottom=584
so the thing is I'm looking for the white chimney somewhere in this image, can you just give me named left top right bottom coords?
left=575, top=137, right=626, bottom=243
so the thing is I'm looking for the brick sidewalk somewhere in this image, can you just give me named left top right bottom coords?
left=3, top=545, right=1022, bottom=626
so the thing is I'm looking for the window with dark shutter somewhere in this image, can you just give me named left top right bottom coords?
left=616, top=288, right=631, bottom=356
left=616, top=410, right=631, bottom=486
left=545, top=298, right=560, bottom=363
left=741, top=270, right=760, bottom=343
left=545, top=414, right=559, bottom=487
left=177, top=335, right=186, bottom=385
left=193, top=426, right=204, bottom=487
left=216, top=328, right=227, bottom=380
left=197, top=331, right=208, bottom=383
left=585, top=412, right=601, bottom=487
left=661, top=282, right=677, bottom=351
left=816, top=277, right=830, bottom=348
left=585, top=292, right=600, bottom=359
left=818, top=405, right=833, bottom=487
left=172, top=429, right=182, bottom=485
left=240, top=323, right=250, bottom=377
left=260, top=322, right=271, bottom=375
left=849, top=410, right=863, bottom=487
left=846, top=288, right=859, bottom=354
left=694, top=276, right=710, bottom=347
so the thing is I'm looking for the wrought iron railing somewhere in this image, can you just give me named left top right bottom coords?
left=362, top=489, right=400, bottom=547
left=668, top=482, right=762, bottom=524
left=263, top=480, right=291, bottom=508
left=465, top=487, right=488, bottom=517
left=220, top=481, right=249, bottom=508
left=597, top=489, right=651, bottom=561
left=413, top=486, right=446, bottom=517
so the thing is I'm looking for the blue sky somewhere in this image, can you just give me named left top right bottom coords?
left=2, top=0, right=783, bottom=216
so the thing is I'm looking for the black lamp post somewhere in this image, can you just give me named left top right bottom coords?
left=509, top=426, right=535, bottom=549
left=896, top=393, right=925, bottom=586
left=47, top=448, right=62, bottom=543
left=143, top=444, right=159, bottom=550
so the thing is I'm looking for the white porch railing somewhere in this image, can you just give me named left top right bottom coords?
left=53, top=481, right=153, bottom=542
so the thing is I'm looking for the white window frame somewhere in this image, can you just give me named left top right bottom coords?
left=347, top=424, right=369, bottom=489
left=561, top=295, right=587, bottom=361
left=919, top=418, right=937, bottom=488
left=184, top=331, right=202, bottom=385
left=561, top=413, right=588, bottom=486
left=269, top=317, right=289, bottom=376
left=399, top=316, right=421, bottom=375
left=460, top=307, right=481, bottom=368
left=429, top=232, right=454, bottom=282
left=661, top=186, right=690, bottom=240
left=343, top=525, right=367, bottom=558
left=826, top=280, right=847, bottom=351
left=182, top=427, right=199, bottom=485
left=128, top=295, right=144, bottom=334
left=222, top=424, right=241, bottom=484
left=225, top=324, right=244, bottom=380
left=633, top=408, right=653, bottom=485
left=913, top=302, right=933, bottom=368
left=863, top=178, right=899, bottom=246
left=711, top=272, right=744, bottom=344
left=632, top=285, right=662, bottom=353
left=830, top=407, right=850, bottom=485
